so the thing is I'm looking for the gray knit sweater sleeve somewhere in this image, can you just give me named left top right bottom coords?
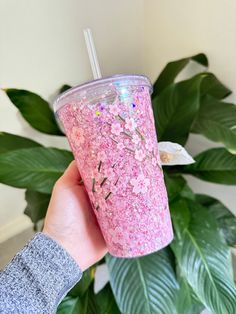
left=0, top=232, right=82, bottom=313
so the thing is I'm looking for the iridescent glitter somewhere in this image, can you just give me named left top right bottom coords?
left=55, top=75, right=173, bottom=258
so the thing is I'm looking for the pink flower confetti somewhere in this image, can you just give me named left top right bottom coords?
left=93, top=169, right=102, bottom=181
left=135, top=149, right=145, bottom=161
left=117, top=142, right=125, bottom=150
left=110, top=184, right=117, bottom=194
left=124, top=139, right=130, bottom=146
left=151, top=156, right=162, bottom=169
left=109, top=102, right=121, bottom=115
left=130, top=174, right=150, bottom=194
left=111, top=122, right=123, bottom=136
left=71, top=127, right=85, bottom=145
left=104, top=167, right=115, bottom=178
left=145, top=138, right=154, bottom=152
left=95, top=184, right=103, bottom=194
left=97, top=151, right=107, bottom=162
left=98, top=198, right=107, bottom=209
left=108, top=226, right=127, bottom=245
left=125, top=117, right=137, bottom=132
left=132, top=134, right=140, bottom=145
left=151, top=157, right=157, bottom=166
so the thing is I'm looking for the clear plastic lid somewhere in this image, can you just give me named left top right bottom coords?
left=54, top=74, right=152, bottom=112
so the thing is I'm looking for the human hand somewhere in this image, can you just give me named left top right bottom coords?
left=43, top=161, right=108, bottom=271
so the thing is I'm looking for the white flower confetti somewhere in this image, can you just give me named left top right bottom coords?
left=94, top=263, right=110, bottom=294
left=158, top=141, right=195, bottom=165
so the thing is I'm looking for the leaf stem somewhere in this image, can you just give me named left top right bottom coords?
left=122, top=131, right=133, bottom=139
left=100, top=177, right=108, bottom=187
left=98, top=161, right=102, bottom=172
left=92, top=178, right=95, bottom=193
left=105, top=191, right=112, bottom=200
left=110, top=137, right=118, bottom=144
left=118, top=114, right=126, bottom=122
left=136, top=128, right=145, bottom=141
left=125, top=147, right=135, bottom=153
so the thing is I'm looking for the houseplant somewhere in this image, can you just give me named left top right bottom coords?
left=0, top=53, right=236, bottom=313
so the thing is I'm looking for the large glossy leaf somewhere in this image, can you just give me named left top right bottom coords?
left=170, top=199, right=190, bottom=240
left=152, top=74, right=207, bottom=145
left=0, top=147, right=73, bottom=193
left=171, top=200, right=236, bottom=313
left=95, top=284, right=121, bottom=314
left=106, top=249, right=178, bottom=314
left=196, top=194, right=236, bottom=247
left=57, top=296, right=81, bottom=314
left=179, top=184, right=196, bottom=201
left=69, top=266, right=95, bottom=297
left=200, top=73, right=231, bottom=99
left=152, top=53, right=208, bottom=97
left=192, top=96, right=236, bottom=153
left=57, top=284, right=120, bottom=314
left=24, top=190, right=50, bottom=223
left=57, top=287, right=97, bottom=314
left=175, top=274, right=204, bottom=314
left=164, top=174, right=186, bottom=202
left=184, top=148, right=236, bottom=184
left=0, top=132, right=41, bottom=153
left=5, top=89, right=63, bottom=135
left=59, top=84, right=72, bottom=94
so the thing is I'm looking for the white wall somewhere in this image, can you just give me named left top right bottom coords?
left=0, top=0, right=236, bottom=241
left=144, top=0, right=236, bottom=214
left=0, top=0, right=144, bottom=241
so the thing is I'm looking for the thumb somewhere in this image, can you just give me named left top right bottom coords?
left=60, top=160, right=81, bottom=185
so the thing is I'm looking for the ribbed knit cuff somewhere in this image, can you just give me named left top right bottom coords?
left=0, top=232, right=82, bottom=313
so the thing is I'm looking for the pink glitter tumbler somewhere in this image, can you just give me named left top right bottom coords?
left=54, top=75, right=173, bottom=258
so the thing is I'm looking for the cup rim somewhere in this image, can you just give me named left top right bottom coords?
left=53, top=74, right=152, bottom=112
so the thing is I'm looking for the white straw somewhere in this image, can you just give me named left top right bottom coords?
left=83, top=28, right=102, bottom=79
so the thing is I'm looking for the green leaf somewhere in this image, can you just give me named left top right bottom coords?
left=180, top=184, right=196, bottom=201
left=57, top=296, right=81, bottom=314
left=152, top=53, right=208, bottom=97
left=0, top=147, right=73, bottom=193
left=57, top=284, right=120, bottom=314
left=24, top=190, right=50, bottom=223
left=192, top=96, right=236, bottom=153
left=59, top=84, right=72, bottom=94
left=176, top=275, right=204, bottom=314
left=184, top=148, right=236, bottom=185
left=95, top=284, right=121, bottom=314
left=106, top=249, right=178, bottom=314
left=152, top=74, right=207, bottom=145
left=170, top=199, right=190, bottom=242
left=200, top=73, right=231, bottom=99
left=164, top=174, right=186, bottom=202
left=57, top=288, right=97, bottom=314
left=171, top=200, right=236, bottom=313
left=196, top=194, right=236, bottom=247
left=5, top=89, right=63, bottom=135
left=69, top=266, right=95, bottom=297
left=0, top=132, right=41, bottom=154
left=76, top=287, right=98, bottom=314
